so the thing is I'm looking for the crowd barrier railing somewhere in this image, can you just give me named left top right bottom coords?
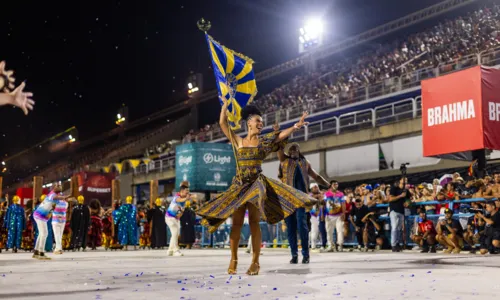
left=189, top=198, right=494, bottom=248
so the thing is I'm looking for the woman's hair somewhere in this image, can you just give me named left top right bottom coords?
left=90, top=199, right=101, bottom=210
left=241, top=105, right=262, bottom=120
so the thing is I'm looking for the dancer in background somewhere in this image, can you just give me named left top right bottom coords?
left=51, top=198, right=68, bottom=254
left=5, top=195, right=25, bottom=253
left=166, top=185, right=190, bottom=256
left=138, top=210, right=151, bottom=249
left=32, top=195, right=54, bottom=255
left=148, top=198, right=167, bottom=250
left=309, top=184, right=324, bottom=252
left=62, top=200, right=73, bottom=250
left=113, top=196, right=138, bottom=250
left=22, top=199, right=34, bottom=252
left=197, top=103, right=315, bottom=276
left=0, top=201, right=7, bottom=252
left=33, top=183, right=71, bottom=260
left=277, top=143, right=330, bottom=264
left=70, top=195, right=90, bottom=251
left=180, top=199, right=196, bottom=250
left=88, top=199, right=103, bottom=250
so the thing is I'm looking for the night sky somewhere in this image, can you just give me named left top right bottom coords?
left=0, top=0, right=446, bottom=158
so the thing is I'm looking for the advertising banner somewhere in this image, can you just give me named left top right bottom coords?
left=422, top=66, right=484, bottom=157
left=175, top=143, right=236, bottom=192
left=77, top=172, right=115, bottom=207
left=481, top=67, right=500, bottom=150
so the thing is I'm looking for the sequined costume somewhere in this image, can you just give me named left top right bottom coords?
left=4, top=203, right=26, bottom=249
left=70, top=204, right=90, bottom=250
left=102, top=214, right=113, bottom=249
left=196, top=131, right=317, bottom=233
left=0, top=205, right=7, bottom=251
left=139, top=214, right=151, bottom=249
left=113, top=204, right=138, bottom=246
left=62, top=220, right=71, bottom=250
left=22, top=214, right=34, bottom=251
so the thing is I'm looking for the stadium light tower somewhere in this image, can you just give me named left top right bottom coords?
left=299, top=18, right=324, bottom=54
left=116, top=106, right=128, bottom=127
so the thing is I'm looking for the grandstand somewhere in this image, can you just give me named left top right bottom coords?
left=5, top=1, right=500, bottom=193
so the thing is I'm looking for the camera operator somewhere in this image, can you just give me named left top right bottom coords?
left=436, top=208, right=464, bottom=254
left=464, top=203, right=486, bottom=254
left=477, top=201, right=500, bottom=255
left=388, top=176, right=409, bottom=252
left=411, top=211, right=437, bottom=253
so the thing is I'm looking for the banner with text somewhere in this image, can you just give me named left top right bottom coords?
left=175, top=143, right=236, bottom=192
left=77, top=171, right=115, bottom=207
left=422, top=66, right=500, bottom=158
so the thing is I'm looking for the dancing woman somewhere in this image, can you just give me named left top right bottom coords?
left=196, top=101, right=315, bottom=276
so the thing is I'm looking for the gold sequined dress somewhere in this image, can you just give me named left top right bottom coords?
left=196, top=131, right=317, bottom=233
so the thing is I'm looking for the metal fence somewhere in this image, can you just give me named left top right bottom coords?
left=189, top=198, right=489, bottom=248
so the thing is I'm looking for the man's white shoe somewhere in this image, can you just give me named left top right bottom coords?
left=167, top=251, right=174, bottom=256
left=326, top=246, right=334, bottom=253
left=311, top=248, right=321, bottom=253
left=173, top=251, right=184, bottom=257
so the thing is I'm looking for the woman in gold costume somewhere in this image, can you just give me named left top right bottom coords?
left=196, top=101, right=315, bottom=276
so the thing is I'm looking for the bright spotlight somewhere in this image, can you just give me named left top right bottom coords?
left=1, top=161, right=4, bottom=166
left=304, top=18, right=323, bottom=39
left=298, top=18, right=324, bottom=54
left=69, top=135, right=73, bottom=140
left=187, top=82, right=193, bottom=89
left=117, top=113, right=121, bottom=119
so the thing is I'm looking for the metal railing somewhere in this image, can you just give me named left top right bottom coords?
left=191, top=197, right=491, bottom=248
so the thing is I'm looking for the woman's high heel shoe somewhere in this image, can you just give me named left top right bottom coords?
left=246, top=262, right=260, bottom=276
left=228, top=259, right=238, bottom=275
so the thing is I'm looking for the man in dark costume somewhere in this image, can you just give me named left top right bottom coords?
left=147, top=198, right=167, bottom=249
left=180, top=199, right=196, bottom=249
left=70, top=195, right=90, bottom=251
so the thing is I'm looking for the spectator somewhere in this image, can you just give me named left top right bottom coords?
left=388, top=177, right=408, bottom=252
left=411, top=211, right=437, bottom=253
left=436, top=208, right=464, bottom=254
left=324, top=181, right=346, bottom=252
left=464, top=202, right=486, bottom=254
left=477, top=201, right=500, bottom=255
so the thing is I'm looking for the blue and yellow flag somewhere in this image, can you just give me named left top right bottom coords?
left=205, top=34, right=257, bottom=130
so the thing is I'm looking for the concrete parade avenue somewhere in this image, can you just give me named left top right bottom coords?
left=0, top=248, right=498, bottom=300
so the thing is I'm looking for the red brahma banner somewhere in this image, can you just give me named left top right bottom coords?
left=422, top=66, right=500, bottom=158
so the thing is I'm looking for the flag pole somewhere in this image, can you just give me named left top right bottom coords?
left=198, top=18, right=241, bottom=178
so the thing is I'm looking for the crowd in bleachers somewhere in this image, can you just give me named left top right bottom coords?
left=182, top=4, right=500, bottom=143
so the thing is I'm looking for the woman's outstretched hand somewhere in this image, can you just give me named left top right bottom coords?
left=11, top=82, right=34, bottom=115
left=295, top=111, right=309, bottom=128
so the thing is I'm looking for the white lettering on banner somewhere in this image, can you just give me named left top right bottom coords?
left=87, top=187, right=111, bottom=193
left=203, top=153, right=231, bottom=165
left=488, top=102, right=500, bottom=121
left=427, top=99, right=475, bottom=127
left=178, top=156, right=192, bottom=166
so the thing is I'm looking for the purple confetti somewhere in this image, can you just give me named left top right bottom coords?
left=124, top=273, right=130, bottom=277
left=248, top=284, right=252, bottom=287
left=177, top=280, right=182, bottom=284
left=343, top=281, right=347, bottom=284
left=427, top=271, right=432, bottom=274
left=411, top=274, right=415, bottom=277
left=210, top=275, right=215, bottom=278
left=334, top=293, right=341, bottom=296
left=181, top=288, right=187, bottom=291
left=303, top=281, right=306, bottom=284
left=273, top=288, right=278, bottom=291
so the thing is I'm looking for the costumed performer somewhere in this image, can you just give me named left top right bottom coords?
left=33, top=183, right=72, bottom=260
left=166, top=185, right=190, bottom=256
left=88, top=199, right=103, bottom=250
left=70, top=195, right=90, bottom=251
left=51, top=198, right=68, bottom=254
left=4, top=195, right=26, bottom=253
left=196, top=103, right=314, bottom=276
left=147, top=198, right=167, bottom=249
left=113, top=196, right=138, bottom=250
